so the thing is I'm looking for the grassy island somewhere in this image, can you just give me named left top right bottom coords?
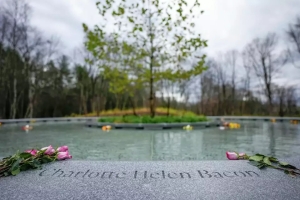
left=98, top=115, right=207, bottom=123
left=69, top=107, right=208, bottom=123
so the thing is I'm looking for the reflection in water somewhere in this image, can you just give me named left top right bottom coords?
left=269, top=123, right=275, bottom=156
left=0, top=121, right=299, bottom=160
left=152, top=131, right=204, bottom=160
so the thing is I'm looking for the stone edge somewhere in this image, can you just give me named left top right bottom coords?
left=0, top=116, right=299, bottom=125
left=85, top=122, right=220, bottom=130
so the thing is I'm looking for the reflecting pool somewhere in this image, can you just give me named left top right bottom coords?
left=0, top=121, right=299, bottom=160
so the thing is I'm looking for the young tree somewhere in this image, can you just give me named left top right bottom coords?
left=83, top=0, right=207, bottom=117
left=104, top=41, right=145, bottom=115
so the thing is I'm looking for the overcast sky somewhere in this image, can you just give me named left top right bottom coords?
left=28, top=0, right=300, bottom=90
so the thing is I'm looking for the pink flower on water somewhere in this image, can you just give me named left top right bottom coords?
left=41, top=145, right=55, bottom=155
left=25, top=149, right=37, bottom=156
left=57, top=146, right=68, bottom=152
left=226, top=152, right=239, bottom=160
left=57, top=151, right=72, bottom=160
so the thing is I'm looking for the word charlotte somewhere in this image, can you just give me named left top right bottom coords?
left=39, top=169, right=259, bottom=179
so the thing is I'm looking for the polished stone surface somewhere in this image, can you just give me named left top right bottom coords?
left=1, top=158, right=300, bottom=200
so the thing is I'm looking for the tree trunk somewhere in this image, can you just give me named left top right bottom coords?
left=149, top=11, right=155, bottom=118
left=25, top=91, right=33, bottom=118
left=167, top=97, right=171, bottom=116
left=122, top=94, right=129, bottom=110
left=130, top=96, right=138, bottom=116
left=96, top=95, right=100, bottom=117
left=10, top=76, right=17, bottom=119
left=25, top=76, right=34, bottom=118
left=83, top=91, right=88, bottom=115
left=115, top=95, right=120, bottom=110
left=79, top=86, right=83, bottom=114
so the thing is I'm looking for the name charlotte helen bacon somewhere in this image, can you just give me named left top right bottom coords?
left=39, top=169, right=260, bottom=179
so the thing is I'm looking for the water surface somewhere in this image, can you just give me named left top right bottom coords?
left=0, top=121, right=299, bottom=160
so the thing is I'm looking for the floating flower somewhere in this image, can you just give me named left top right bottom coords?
left=57, top=146, right=68, bottom=152
left=22, top=124, right=33, bottom=131
left=57, top=151, right=72, bottom=160
left=102, top=125, right=111, bottom=131
left=183, top=125, right=193, bottom=130
left=41, top=145, right=55, bottom=155
left=25, top=149, right=37, bottom=156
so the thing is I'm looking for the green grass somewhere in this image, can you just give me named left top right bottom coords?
left=67, top=107, right=198, bottom=117
left=98, top=115, right=207, bottom=123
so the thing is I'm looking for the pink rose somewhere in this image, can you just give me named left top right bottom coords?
left=25, top=149, right=37, bottom=156
left=238, top=153, right=248, bottom=159
left=57, top=151, right=72, bottom=160
left=226, top=151, right=239, bottom=160
left=41, top=145, right=55, bottom=155
left=57, top=146, right=68, bottom=152
left=226, top=151, right=247, bottom=160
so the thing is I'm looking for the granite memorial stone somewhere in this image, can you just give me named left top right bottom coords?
left=0, top=157, right=300, bottom=200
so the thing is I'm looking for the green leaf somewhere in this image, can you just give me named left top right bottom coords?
left=263, top=157, right=272, bottom=165
left=254, top=153, right=265, bottom=157
left=279, top=162, right=297, bottom=169
left=279, top=162, right=289, bottom=166
left=249, top=155, right=263, bottom=162
left=41, top=156, right=54, bottom=164
left=10, top=158, right=22, bottom=171
left=257, top=164, right=267, bottom=169
left=20, top=163, right=32, bottom=171
left=128, top=17, right=134, bottom=23
left=269, top=157, right=278, bottom=163
left=29, top=159, right=41, bottom=169
left=19, top=152, right=32, bottom=159
left=118, top=7, right=125, bottom=15
left=142, top=8, right=147, bottom=14
left=139, top=27, right=143, bottom=32
left=11, top=167, right=20, bottom=176
left=249, top=161, right=260, bottom=167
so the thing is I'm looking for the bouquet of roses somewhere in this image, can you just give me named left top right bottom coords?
left=0, top=145, right=72, bottom=178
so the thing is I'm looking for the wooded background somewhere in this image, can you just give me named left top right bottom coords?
left=0, top=0, right=299, bottom=119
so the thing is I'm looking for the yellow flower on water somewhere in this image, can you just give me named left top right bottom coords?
left=102, top=125, right=112, bottom=131
left=229, top=123, right=241, bottom=129
left=183, top=125, right=193, bottom=130
left=290, top=120, right=299, bottom=125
